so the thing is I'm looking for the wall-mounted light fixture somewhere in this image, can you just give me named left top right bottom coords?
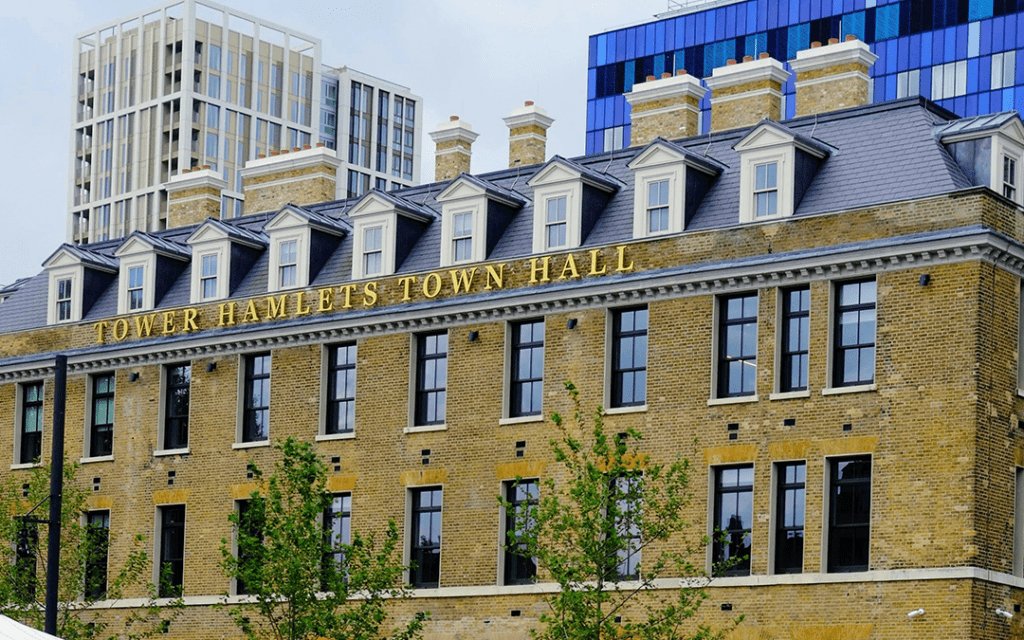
left=995, top=608, right=1014, bottom=620
left=128, top=372, right=140, bottom=382
left=566, top=318, right=578, bottom=330
left=919, top=274, right=930, bottom=286
left=468, top=330, right=479, bottom=342
left=205, top=362, right=217, bottom=372
left=907, top=608, right=925, bottom=618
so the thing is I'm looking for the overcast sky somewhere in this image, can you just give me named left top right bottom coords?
left=0, top=0, right=668, bottom=285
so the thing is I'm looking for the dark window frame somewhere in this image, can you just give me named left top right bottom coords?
left=773, top=462, right=805, bottom=575
left=322, top=493, right=351, bottom=586
left=414, top=332, right=448, bottom=426
left=832, top=279, right=876, bottom=387
left=712, top=464, right=753, bottom=577
left=780, top=287, right=810, bottom=393
left=409, top=487, right=442, bottom=588
left=327, top=344, right=357, bottom=435
left=19, top=381, right=43, bottom=464
left=163, top=364, right=190, bottom=450
left=509, top=320, right=544, bottom=418
left=242, top=353, right=271, bottom=443
left=90, top=373, right=115, bottom=458
left=611, top=307, right=648, bottom=408
left=827, top=455, right=872, bottom=573
left=85, top=510, right=110, bottom=599
left=158, top=505, right=185, bottom=597
left=611, top=473, right=642, bottom=580
left=717, top=293, right=758, bottom=398
left=503, top=480, right=538, bottom=586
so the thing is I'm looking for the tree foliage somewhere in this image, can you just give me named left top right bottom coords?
left=0, top=461, right=182, bottom=640
left=220, top=437, right=424, bottom=640
left=501, top=381, right=734, bottom=640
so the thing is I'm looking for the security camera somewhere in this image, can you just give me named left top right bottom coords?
left=907, top=609, right=925, bottom=618
left=995, top=608, right=1014, bottom=620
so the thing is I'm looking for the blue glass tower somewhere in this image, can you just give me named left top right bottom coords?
left=586, top=0, right=1024, bottom=153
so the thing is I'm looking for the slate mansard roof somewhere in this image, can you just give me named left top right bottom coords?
left=0, top=97, right=999, bottom=335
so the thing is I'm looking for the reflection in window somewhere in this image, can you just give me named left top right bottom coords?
left=774, top=462, right=805, bottom=574
left=200, top=254, right=218, bottom=299
left=503, top=480, right=538, bottom=585
left=327, top=344, right=356, bottom=434
left=453, top=212, right=473, bottom=262
left=363, top=226, right=382, bottom=276
left=647, top=180, right=669, bottom=233
left=164, top=364, right=190, bottom=450
left=611, top=307, right=648, bottom=408
left=278, top=240, right=297, bottom=288
left=833, top=279, right=876, bottom=386
left=612, top=474, right=642, bottom=580
left=828, top=456, right=871, bottom=573
left=415, top=332, right=448, bottom=426
left=19, top=382, right=43, bottom=464
left=128, top=266, right=144, bottom=310
left=718, top=294, right=757, bottom=397
left=243, top=353, right=270, bottom=442
left=754, top=162, right=778, bottom=217
left=510, top=320, right=544, bottom=417
left=781, top=287, right=809, bottom=392
left=713, top=465, right=752, bottom=576
left=410, top=488, right=442, bottom=588
left=545, top=197, right=567, bottom=249
left=90, top=374, right=115, bottom=458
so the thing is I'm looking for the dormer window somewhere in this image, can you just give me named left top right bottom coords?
left=734, top=122, right=830, bottom=224
left=186, top=219, right=266, bottom=304
left=363, top=226, right=383, bottom=276
left=527, top=156, right=620, bottom=253
left=200, top=254, right=218, bottom=300
left=435, top=174, right=524, bottom=268
left=264, top=204, right=350, bottom=292
left=1005, top=156, right=1018, bottom=200
left=754, top=162, right=779, bottom=218
left=627, top=139, right=725, bottom=239
left=544, top=197, right=568, bottom=249
left=56, top=279, right=73, bottom=321
left=452, top=212, right=473, bottom=262
left=278, top=239, right=299, bottom=288
left=646, top=180, right=669, bottom=233
left=127, top=266, right=145, bottom=311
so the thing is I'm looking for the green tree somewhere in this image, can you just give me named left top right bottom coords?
left=220, top=437, right=424, bottom=640
left=501, top=382, right=736, bottom=640
left=0, top=461, right=182, bottom=640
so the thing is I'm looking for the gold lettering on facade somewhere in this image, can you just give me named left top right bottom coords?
left=265, top=295, right=288, bottom=319
left=484, top=264, right=505, bottom=290
left=589, top=249, right=608, bottom=275
left=113, top=318, right=129, bottom=341
left=559, top=254, right=580, bottom=280
left=449, top=268, right=477, bottom=293
left=134, top=314, right=157, bottom=337
left=94, top=321, right=109, bottom=343
left=422, top=273, right=442, bottom=298
left=318, top=288, right=334, bottom=312
left=294, top=292, right=312, bottom=316
left=219, top=302, right=237, bottom=327
left=399, top=276, right=418, bottom=301
left=362, top=282, right=378, bottom=307
left=182, top=309, right=199, bottom=333
left=242, top=300, right=259, bottom=323
left=616, top=245, right=635, bottom=272
left=162, top=311, right=177, bottom=335
left=339, top=284, right=357, bottom=309
left=529, top=257, right=551, bottom=284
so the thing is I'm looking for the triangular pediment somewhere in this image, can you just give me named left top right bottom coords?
left=734, top=123, right=796, bottom=152
left=113, top=233, right=158, bottom=258
left=628, top=140, right=688, bottom=170
left=349, top=192, right=403, bottom=218
left=187, top=220, right=232, bottom=245
left=997, top=118, right=1024, bottom=145
left=436, top=177, right=488, bottom=203
left=527, top=158, right=581, bottom=187
left=43, top=247, right=87, bottom=270
left=43, top=245, right=118, bottom=272
left=265, top=206, right=313, bottom=232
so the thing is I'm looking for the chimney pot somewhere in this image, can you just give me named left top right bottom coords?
left=280, top=149, right=288, bottom=154
left=525, top=100, right=533, bottom=106
left=303, top=144, right=311, bottom=149
left=811, top=41, right=822, bottom=48
left=292, top=147, right=301, bottom=152
left=727, top=58, right=737, bottom=65
left=270, top=151, right=278, bottom=156
left=828, top=37, right=839, bottom=44
left=315, top=143, right=324, bottom=148
left=202, top=164, right=211, bottom=170
left=759, top=52, right=770, bottom=59
left=661, top=72, right=672, bottom=78
left=258, top=153, right=267, bottom=158
left=646, top=75, right=656, bottom=81
left=845, top=34, right=857, bottom=41
left=706, top=55, right=790, bottom=131
left=791, top=37, right=878, bottom=117
left=450, top=115, right=459, bottom=121
left=504, top=101, right=553, bottom=168
left=743, top=55, right=754, bottom=62
left=431, top=116, right=478, bottom=180
left=676, top=69, right=687, bottom=75
left=182, top=168, right=191, bottom=173
left=625, top=71, right=707, bottom=146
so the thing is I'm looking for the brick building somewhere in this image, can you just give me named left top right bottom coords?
left=2, top=38, right=1024, bottom=638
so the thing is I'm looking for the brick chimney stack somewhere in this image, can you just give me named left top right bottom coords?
left=164, top=167, right=227, bottom=228
left=239, top=144, right=342, bottom=215
left=704, top=54, right=790, bottom=132
left=503, top=101, right=554, bottom=168
left=790, top=36, right=878, bottom=117
left=625, top=70, right=707, bottom=147
left=430, top=116, right=479, bottom=181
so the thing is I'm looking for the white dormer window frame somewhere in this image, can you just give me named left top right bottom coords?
left=268, top=230, right=310, bottom=292
left=1004, top=155, right=1018, bottom=201
left=116, top=253, right=157, bottom=315
left=362, top=225, right=385, bottom=277
left=994, top=136, right=1024, bottom=205
left=531, top=184, right=580, bottom=253
left=192, top=247, right=229, bottom=302
left=739, top=148, right=791, bottom=223
left=352, top=215, right=395, bottom=280
left=46, top=267, right=83, bottom=325
left=628, top=142, right=691, bottom=239
left=439, top=202, right=485, bottom=266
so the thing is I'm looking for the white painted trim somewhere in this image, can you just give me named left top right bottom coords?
left=231, top=440, right=271, bottom=450
left=625, top=73, right=707, bottom=105
left=433, top=147, right=472, bottom=158
left=315, top=432, right=356, bottom=442
left=821, top=383, right=877, bottom=396
left=154, top=448, right=190, bottom=457
left=707, top=395, right=759, bottom=406
left=190, top=246, right=230, bottom=303
left=794, top=70, right=871, bottom=89
left=80, top=455, right=115, bottom=464
left=240, top=146, right=341, bottom=176
left=404, top=424, right=447, bottom=434
left=769, top=390, right=811, bottom=401
left=10, top=463, right=43, bottom=471
left=738, top=148, right=793, bottom=223
left=499, top=415, right=545, bottom=426
left=790, top=39, right=878, bottom=73
left=629, top=102, right=702, bottom=119
left=603, top=405, right=648, bottom=415
left=508, top=132, right=549, bottom=143
left=242, top=171, right=337, bottom=193
left=709, top=87, right=784, bottom=106
left=267, top=229, right=310, bottom=292
left=705, top=57, right=790, bottom=90
left=632, top=164, right=685, bottom=239
left=531, top=184, right=582, bottom=253
left=352, top=216, right=394, bottom=279
left=439, top=200, right=485, bottom=267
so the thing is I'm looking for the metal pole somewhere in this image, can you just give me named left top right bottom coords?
left=45, top=355, right=67, bottom=636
